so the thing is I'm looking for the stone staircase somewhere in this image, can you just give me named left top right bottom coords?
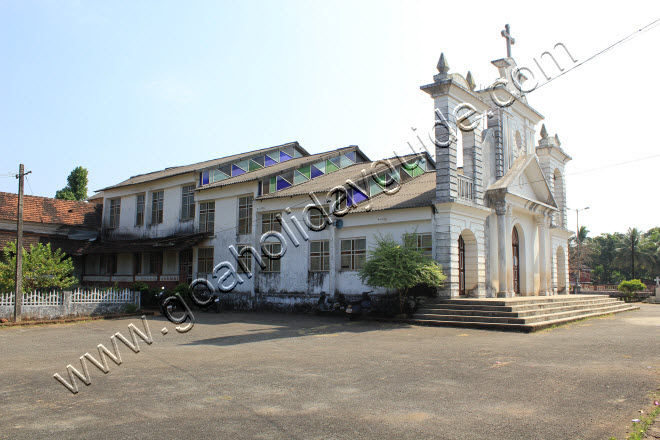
left=410, top=294, right=639, bottom=332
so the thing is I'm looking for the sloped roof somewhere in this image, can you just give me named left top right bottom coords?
left=257, top=153, right=434, bottom=200
left=0, top=229, right=93, bottom=256
left=196, top=146, right=369, bottom=191
left=0, top=192, right=102, bottom=228
left=350, top=172, right=436, bottom=213
left=98, top=141, right=308, bottom=191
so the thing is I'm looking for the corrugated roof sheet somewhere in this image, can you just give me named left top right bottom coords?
left=97, top=141, right=307, bottom=191
left=257, top=152, right=434, bottom=200
left=350, top=172, right=436, bottom=213
left=196, top=146, right=368, bottom=191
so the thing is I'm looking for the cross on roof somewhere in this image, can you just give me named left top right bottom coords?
left=501, top=24, right=515, bottom=58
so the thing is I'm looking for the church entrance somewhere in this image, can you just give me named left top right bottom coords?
left=458, top=235, right=465, bottom=295
left=512, top=227, right=520, bottom=295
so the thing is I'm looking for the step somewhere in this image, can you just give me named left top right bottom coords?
left=407, top=304, right=640, bottom=332
left=413, top=303, right=636, bottom=325
left=418, top=298, right=621, bottom=313
left=416, top=300, right=625, bottom=318
left=422, top=295, right=612, bottom=307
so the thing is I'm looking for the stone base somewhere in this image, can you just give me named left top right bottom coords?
left=538, top=289, right=551, bottom=296
left=497, top=291, right=515, bottom=298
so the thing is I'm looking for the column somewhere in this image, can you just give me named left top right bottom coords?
left=496, top=204, right=509, bottom=297
left=537, top=215, right=549, bottom=296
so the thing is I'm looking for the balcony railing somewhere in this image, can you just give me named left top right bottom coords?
left=457, top=174, right=474, bottom=200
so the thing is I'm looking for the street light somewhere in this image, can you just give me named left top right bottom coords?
left=574, top=206, right=590, bottom=293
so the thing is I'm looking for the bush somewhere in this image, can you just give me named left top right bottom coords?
left=359, top=233, right=446, bottom=314
left=618, top=279, right=646, bottom=302
left=131, top=281, right=150, bottom=293
left=124, top=303, right=140, bottom=314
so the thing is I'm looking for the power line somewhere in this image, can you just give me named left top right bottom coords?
left=532, top=17, right=660, bottom=92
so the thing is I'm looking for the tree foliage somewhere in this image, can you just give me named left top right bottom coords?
left=55, top=166, right=89, bottom=201
left=570, top=226, right=660, bottom=284
left=0, top=241, right=77, bottom=292
left=358, top=233, right=446, bottom=312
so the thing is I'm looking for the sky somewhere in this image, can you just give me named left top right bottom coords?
left=1, top=0, right=659, bottom=236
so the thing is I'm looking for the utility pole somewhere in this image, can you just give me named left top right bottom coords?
left=14, top=164, right=31, bottom=322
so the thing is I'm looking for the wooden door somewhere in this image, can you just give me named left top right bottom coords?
left=458, top=236, right=465, bottom=295
left=512, top=228, right=520, bottom=294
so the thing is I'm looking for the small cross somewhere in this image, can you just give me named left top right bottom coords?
left=501, top=24, right=515, bottom=58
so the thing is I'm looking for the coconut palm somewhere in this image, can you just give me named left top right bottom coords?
left=614, top=228, right=655, bottom=279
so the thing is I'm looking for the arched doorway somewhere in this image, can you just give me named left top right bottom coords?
left=458, top=236, right=465, bottom=295
left=512, top=227, right=521, bottom=295
left=556, top=246, right=567, bottom=294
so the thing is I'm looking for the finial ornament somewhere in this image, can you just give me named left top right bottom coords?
left=540, top=124, right=548, bottom=139
left=437, top=53, right=450, bottom=74
left=554, top=134, right=561, bottom=146
left=466, top=71, right=476, bottom=91
left=501, top=24, right=515, bottom=58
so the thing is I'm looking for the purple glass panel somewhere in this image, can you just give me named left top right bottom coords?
left=345, top=151, right=357, bottom=163
left=280, top=151, right=293, bottom=162
left=232, top=164, right=246, bottom=176
left=202, top=171, right=209, bottom=185
left=276, top=175, right=292, bottom=191
left=265, top=155, right=278, bottom=167
left=310, top=165, right=324, bottom=179
left=346, top=188, right=354, bottom=206
left=352, top=187, right=368, bottom=204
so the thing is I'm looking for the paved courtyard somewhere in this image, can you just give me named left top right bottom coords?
left=0, top=305, right=658, bottom=440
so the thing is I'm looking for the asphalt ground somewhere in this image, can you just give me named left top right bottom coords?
left=0, top=304, right=658, bottom=440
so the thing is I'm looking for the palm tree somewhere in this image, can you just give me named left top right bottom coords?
left=614, top=228, right=655, bottom=279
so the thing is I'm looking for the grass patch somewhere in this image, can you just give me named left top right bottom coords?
left=608, top=397, right=660, bottom=440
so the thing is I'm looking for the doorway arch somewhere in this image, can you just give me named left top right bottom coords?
left=457, top=229, right=478, bottom=296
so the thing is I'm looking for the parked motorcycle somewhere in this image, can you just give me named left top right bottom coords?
left=345, top=291, right=373, bottom=318
left=316, top=292, right=347, bottom=314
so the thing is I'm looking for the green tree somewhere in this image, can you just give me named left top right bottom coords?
left=358, top=233, right=446, bottom=313
left=55, top=166, right=89, bottom=201
left=0, top=242, right=77, bottom=292
left=614, top=228, right=654, bottom=280
left=591, top=233, right=623, bottom=284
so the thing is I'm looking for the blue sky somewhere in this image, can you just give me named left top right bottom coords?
left=1, top=0, right=659, bottom=235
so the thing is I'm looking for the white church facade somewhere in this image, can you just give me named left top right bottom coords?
left=83, top=50, right=572, bottom=305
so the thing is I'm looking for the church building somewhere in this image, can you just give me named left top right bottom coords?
left=83, top=45, right=572, bottom=306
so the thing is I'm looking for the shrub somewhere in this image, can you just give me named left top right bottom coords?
left=359, top=233, right=446, bottom=314
left=618, top=279, right=646, bottom=302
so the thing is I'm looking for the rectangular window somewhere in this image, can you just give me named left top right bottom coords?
left=151, top=191, right=164, bottom=225
left=308, top=205, right=330, bottom=230
left=197, top=247, right=214, bottom=275
left=100, top=254, right=117, bottom=275
left=238, top=196, right=253, bottom=235
left=109, top=198, right=121, bottom=229
left=340, top=238, right=366, bottom=270
left=147, top=252, right=162, bottom=274
left=181, top=184, right=195, bottom=220
left=261, top=243, right=281, bottom=273
left=236, top=244, right=252, bottom=274
left=309, top=240, right=330, bottom=272
left=199, top=201, right=215, bottom=233
left=404, top=233, right=433, bottom=258
left=261, top=212, right=282, bottom=234
left=136, top=193, right=145, bottom=226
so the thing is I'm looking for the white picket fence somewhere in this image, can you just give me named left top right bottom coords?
left=72, top=288, right=136, bottom=304
left=0, top=289, right=138, bottom=306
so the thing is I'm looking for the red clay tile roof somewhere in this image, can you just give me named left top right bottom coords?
left=0, top=192, right=102, bottom=228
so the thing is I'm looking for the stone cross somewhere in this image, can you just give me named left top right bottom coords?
left=501, top=24, right=515, bottom=58
left=655, top=276, right=660, bottom=287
